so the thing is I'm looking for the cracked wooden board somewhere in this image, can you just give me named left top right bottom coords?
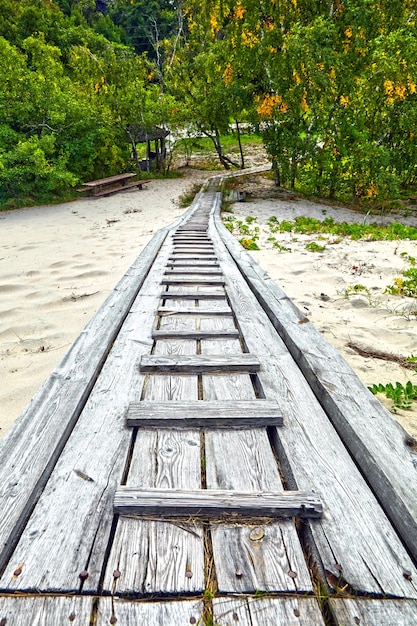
left=213, top=596, right=325, bottom=626
left=102, top=288, right=204, bottom=595
left=0, top=236, right=174, bottom=593
left=211, top=214, right=417, bottom=598
left=0, top=228, right=169, bottom=576
left=200, top=314, right=313, bottom=594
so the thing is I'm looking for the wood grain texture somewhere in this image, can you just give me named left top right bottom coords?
left=103, top=293, right=204, bottom=595
left=139, top=353, right=260, bottom=373
left=126, top=399, right=283, bottom=428
left=115, top=488, right=322, bottom=518
left=200, top=323, right=313, bottom=594
left=160, top=291, right=226, bottom=300
left=213, top=596, right=326, bottom=626
left=0, top=596, right=94, bottom=626
left=97, top=598, right=203, bottom=626
left=158, top=307, right=232, bottom=316
left=165, top=268, right=223, bottom=275
left=0, top=234, right=173, bottom=593
left=217, top=212, right=417, bottom=563
left=152, top=329, right=239, bottom=340
left=211, top=214, right=417, bottom=598
left=168, top=256, right=217, bottom=261
left=330, top=598, right=417, bottom=626
left=162, top=276, right=225, bottom=285
left=0, top=228, right=169, bottom=576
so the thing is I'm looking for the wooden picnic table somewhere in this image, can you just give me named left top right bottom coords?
left=80, top=173, right=150, bottom=198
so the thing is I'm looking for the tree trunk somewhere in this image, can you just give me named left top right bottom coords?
left=235, top=119, right=245, bottom=169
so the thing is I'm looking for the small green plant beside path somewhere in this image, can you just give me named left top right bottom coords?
left=369, top=356, right=417, bottom=412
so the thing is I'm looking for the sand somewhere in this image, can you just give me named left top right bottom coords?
left=227, top=183, right=417, bottom=437
left=1, top=170, right=416, bottom=440
left=0, top=174, right=206, bottom=437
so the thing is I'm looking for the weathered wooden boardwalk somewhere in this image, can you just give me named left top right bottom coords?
left=0, top=176, right=416, bottom=625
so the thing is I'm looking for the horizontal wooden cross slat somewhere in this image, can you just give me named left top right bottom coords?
left=160, top=292, right=226, bottom=300
left=158, top=307, right=232, bottom=316
left=168, top=256, right=217, bottom=261
left=152, top=329, right=239, bottom=339
left=164, top=269, right=223, bottom=275
left=114, top=488, right=323, bottom=519
left=139, top=354, right=260, bottom=373
left=126, top=400, right=283, bottom=428
left=162, top=277, right=225, bottom=285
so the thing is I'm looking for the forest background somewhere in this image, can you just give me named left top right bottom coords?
left=0, top=0, right=416, bottom=209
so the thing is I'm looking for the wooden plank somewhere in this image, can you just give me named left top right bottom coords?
left=102, top=289, right=205, bottom=595
left=97, top=598, right=203, bottom=626
left=158, top=307, right=232, bottom=316
left=139, top=354, right=260, bottom=373
left=115, top=488, right=322, bottom=518
left=0, top=228, right=169, bottom=576
left=82, top=172, right=135, bottom=186
left=210, top=214, right=417, bottom=597
left=162, top=276, right=225, bottom=285
left=167, top=261, right=220, bottom=268
left=165, top=268, right=223, bottom=275
left=0, top=235, right=173, bottom=593
left=173, top=249, right=214, bottom=255
left=0, top=596, right=94, bottom=626
left=217, top=212, right=417, bottom=565
left=168, top=255, right=217, bottom=261
left=213, top=596, right=326, bottom=626
left=160, top=291, right=226, bottom=300
left=127, top=400, right=283, bottom=428
left=200, top=322, right=313, bottom=594
left=152, top=329, right=239, bottom=340
left=330, top=598, right=417, bottom=626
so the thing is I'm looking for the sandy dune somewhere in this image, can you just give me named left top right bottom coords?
left=0, top=171, right=416, bottom=439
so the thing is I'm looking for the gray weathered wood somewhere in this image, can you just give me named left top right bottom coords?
left=162, top=276, right=225, bottom=285
left=168, top=255, right=217, bottom=261
left=210, top=208, right=417, bottom=598
left=115, top=488, right=322, bottom=518
left=0, top=596, right=94, bottom=626
left=127, top=399, right=283, bottom=428
left=173, top=247, right=214, bottom=253
left=200, top=321, right=313, bottom=593
left=216, top=208, right=417, bottom=564
left=167, top=261, right=220, bottom=267
left=0, top=233, right=174, bottom=593
left=158, top=306, right=232, bottom=316
left=330, top=598, right=417, bottom=626
left=102, top=290, right=205, bottom=595
left=0, top=227, right=169, bottom=575
left=152, top=329, right=239, bottom=339
left=139, top=353, right=260, bottom=373
left=97, top=598, right=203, bottom=626
left=160, top=291, right=226, bottom=300
left=165, top=268, right=223, bottom=275
left=213, top=596, right=326, bottom=626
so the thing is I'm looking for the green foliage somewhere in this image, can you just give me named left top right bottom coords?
left=344, top=284, right=370, bottom=299
left=266, top=216, right=417, bottom=241
left=222, top=215, right=261, bottom=249
left=305, top=241, right=326, bottom=252
left=369, top=381, right=417, bottom=412
left=385, top=268, right=417, bottom=297
left=239, top=237, right=260, bottom=250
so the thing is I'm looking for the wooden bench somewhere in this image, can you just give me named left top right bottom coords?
left=78, top=173, right=150, bottom=198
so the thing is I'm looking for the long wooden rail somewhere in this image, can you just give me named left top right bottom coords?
left=0, top=177, right=416, bottom=624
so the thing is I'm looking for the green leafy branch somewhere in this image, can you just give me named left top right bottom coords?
left=369, top=356, right=417, bottom=412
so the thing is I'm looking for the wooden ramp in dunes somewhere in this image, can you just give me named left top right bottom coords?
left=0, top=175, right=416, bottom=625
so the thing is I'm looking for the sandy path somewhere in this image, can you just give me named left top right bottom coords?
left=0, top=175, right=205, bottom=437
left=1, top=171, right=416, bottom=440
left=227, top=189, right=417, bottom=437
